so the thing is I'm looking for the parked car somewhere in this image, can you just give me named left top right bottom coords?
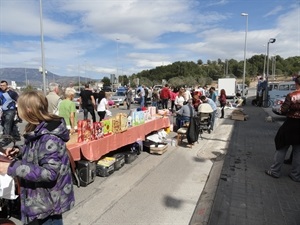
left=153, top=85, right=163, bottom=91
left=272, top=97, right=285, bottom=115
left=111, top=87, right=127, bottom=106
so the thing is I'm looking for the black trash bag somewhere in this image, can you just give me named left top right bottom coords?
left=186, top=117, right=200, bottom=144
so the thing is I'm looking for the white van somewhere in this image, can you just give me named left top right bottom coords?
left=268, top=81, right=295, bottom=100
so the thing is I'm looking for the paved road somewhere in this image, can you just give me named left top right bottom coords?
left=9, top=101, right=234, bottom=224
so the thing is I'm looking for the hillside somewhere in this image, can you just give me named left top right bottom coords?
left=0, top=68, right=92, bottom=87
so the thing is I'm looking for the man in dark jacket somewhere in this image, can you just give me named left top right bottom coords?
left=79, top=84, right=96, bottom=122
left=265, top=75, right=300, bottom=182
left=0, top=80, right=21, bottom=146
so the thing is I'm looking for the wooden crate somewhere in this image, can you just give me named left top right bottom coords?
left=150, top=144, right=168, bottom=155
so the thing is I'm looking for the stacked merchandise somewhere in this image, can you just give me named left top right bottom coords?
left=77, top=119, right=95, bottom=143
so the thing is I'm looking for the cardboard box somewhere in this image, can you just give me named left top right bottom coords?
left=231, top=109, right=248, bottom=121
left=231, top=114, right=246, bottom=121
left=150, top=144, right=168, bottom=155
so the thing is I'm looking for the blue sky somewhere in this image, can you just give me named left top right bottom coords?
left=0, top=0, right=299, bottom=80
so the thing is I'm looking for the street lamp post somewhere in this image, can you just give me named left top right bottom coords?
left=263, top=45, right=267, bottom=78
left=263, top=38, right=276, bottom=107
left=241, top=12, right=248, bottom=98
left=116, top=38, right=120, bottom=84
left=39, top=0, right=46, bottom=94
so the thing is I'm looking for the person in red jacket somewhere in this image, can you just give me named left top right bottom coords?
left=160, top=84, right=171, bottom=109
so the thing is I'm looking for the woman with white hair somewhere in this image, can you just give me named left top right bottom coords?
left=58, top=87, right=77, bottom=134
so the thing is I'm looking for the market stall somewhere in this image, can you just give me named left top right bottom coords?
left=67, top=116, right=170, bottom=161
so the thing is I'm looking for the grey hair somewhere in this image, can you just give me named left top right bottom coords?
left=48, top=82, right=59, bottom=92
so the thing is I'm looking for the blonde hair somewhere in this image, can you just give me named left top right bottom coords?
left=17, top=91, right=61, bottom=132
left=65, top=87, right=76, bottom=98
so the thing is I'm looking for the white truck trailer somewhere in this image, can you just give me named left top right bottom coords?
left=218, top=78, right=237, bottom=99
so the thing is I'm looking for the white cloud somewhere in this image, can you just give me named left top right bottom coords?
left=0, top=0, right=299, bottom=78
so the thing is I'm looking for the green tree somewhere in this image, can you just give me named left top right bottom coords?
left=101, top=77, right=111, bottom=86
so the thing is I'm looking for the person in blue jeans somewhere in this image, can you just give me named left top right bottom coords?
left=0, top=80, right=21, bottom=146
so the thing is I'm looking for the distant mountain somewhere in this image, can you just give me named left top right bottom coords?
left=0, top=68, right=93, bottom=87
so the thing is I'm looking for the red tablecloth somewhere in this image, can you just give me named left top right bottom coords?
left=67, top=117, right=170, bottom=161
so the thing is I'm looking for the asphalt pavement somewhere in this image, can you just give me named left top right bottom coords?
left=190, top=101, right=300, bottom=225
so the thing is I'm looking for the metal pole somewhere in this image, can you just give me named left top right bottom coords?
left=39, top=0, right=46, bottom=94
left=264, top=42, right=270, bottom=107
left=263, top=38, right=276, bottom=107
left=263, top=45, right=267, bottom=78
left=25, top=66, right=28, bottom=86
left=116, top=38, right=120, bottom=84
left=241, top=13, right=248, bottom=98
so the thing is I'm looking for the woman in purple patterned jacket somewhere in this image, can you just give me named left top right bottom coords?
left=0, top=91, right=75, bottom=225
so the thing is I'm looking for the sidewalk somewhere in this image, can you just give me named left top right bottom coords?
left=192, top=103, right=300, bottom=225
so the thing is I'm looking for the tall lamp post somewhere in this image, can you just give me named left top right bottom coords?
left=116, top=38, right=120, bottom=84
left=263, top=44, right=267, bottom=78
left=241, top=12, right=248, bottom=98
left=263, top=38, right=276, bottom=107
left=39, top=0, right=46, bottom=94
